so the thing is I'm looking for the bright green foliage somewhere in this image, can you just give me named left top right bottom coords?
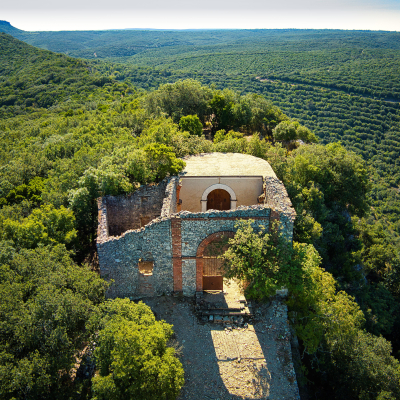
left=279, top=143, right=370, bottom=278
left=213, top=129, right=227, bottom=144
left=76, top=164, right=134, bottom=198
left=287, top=143, right=369, bottom=216
left=213, top=137, right=248, bottom=153
left=92, top=299, right=184, bottom=400
left=139, top=117, right=180, bottom=147
left=0, top=243, right=108, bottom=400
left=179, top=114, right=203, bottom=137
left=142, top=143, right=186, bottom=182
left=168, top=132, right=213, bottom=158
left=144, top=79, right=212, bottom=123
left=295, top=279, right=366, bottom=356
left=124, top=149, right=156, bottom=185
left=245, top=133, right=269, bottom=159
left=223, top=220, right=300, bottom=299
left=138, top=117, right=212, bottom=157
left=122, top=143, right=186, bottom=185
left=273, top=120, right=318, bottom=143
left=213, top=129, right=244, bottom=144
left=0, top=177, right=45, bottom=206
left=0, top=204, right=77, bottom=249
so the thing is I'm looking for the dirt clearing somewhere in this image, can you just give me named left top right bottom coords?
left=144, top=284, right=300, bottom=400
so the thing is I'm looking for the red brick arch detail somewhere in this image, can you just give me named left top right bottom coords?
left=196, top=231, right=235, bottom=291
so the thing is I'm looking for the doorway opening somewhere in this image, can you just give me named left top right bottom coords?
left=202, top=235, right=230, bottom=291
left=207, top=189, right=230, bottom=211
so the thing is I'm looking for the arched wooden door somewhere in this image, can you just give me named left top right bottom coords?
left=207, top=189, right=230, bottom=211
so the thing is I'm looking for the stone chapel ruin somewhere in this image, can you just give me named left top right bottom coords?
left=96, top=153, right=296, bottom=298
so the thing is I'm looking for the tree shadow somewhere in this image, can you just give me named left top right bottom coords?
left=145, top=295, right=277, bottom=399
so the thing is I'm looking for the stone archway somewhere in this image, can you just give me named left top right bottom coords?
left=201, top=184, right=237, bottom=212
left=196, top=231, right=235, bottom=291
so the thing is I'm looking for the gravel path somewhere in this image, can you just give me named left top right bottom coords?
left=145, top=292, right=300, bottom=400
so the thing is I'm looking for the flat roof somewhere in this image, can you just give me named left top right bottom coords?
left=180, top=153, right=277, bottom=178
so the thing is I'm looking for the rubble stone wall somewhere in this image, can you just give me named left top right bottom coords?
left=97, top=176, right=296, bottom=299
left=161, top=177, right=179, bottom=218
left=97, top=218, right=174, bottom=299
left=182, top=259, right=197, bottom=297
left=180, top=207, right=272, bottom=258
left=105, top=181, right=168, bottom=237
left=264, top=176, right=293, bottom=213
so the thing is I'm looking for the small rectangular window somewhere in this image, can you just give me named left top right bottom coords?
left=138, top=261, right=154, bottom=276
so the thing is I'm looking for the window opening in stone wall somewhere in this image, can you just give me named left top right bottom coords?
left=138, top=260, right=154, bottom=275
left=207, top=189, right=230, bottom=211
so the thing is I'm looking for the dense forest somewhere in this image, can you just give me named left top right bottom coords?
left=4, top=20, right=398, bottom=246
left=1, top=24, right=400, bottom=399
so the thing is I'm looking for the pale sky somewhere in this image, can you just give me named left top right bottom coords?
left=1, top=0, right=400, bottom=31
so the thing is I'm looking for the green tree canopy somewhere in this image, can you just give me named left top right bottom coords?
left=0, top=243, right=108, bottom=400
left=222, top=221, right=400, bottom=398
left=0, top=204, right=77, bottom=250
left=144, top=79, right=212, bottom=123
left=179, top=114, right=203, bottom=137
left=287, top=143, right=369, bottom=216
left=92, top=299, right=184, bottom=400
left=273, top=120, right=318, bottom=144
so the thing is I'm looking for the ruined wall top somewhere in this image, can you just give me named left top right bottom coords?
left=264, top=176, right=296, bottom=219
left=180, top=153, right=278, bottom=178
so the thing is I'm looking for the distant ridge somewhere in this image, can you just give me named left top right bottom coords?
left=0, top=21, right=24, bottom=34
left=1, top=20, right=399, bottom=61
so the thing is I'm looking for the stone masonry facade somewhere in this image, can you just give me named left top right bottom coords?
left=97, top=166, right=295, bottom=299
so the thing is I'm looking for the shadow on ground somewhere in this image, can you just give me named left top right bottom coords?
left=144, top=282, right=299, bottom=399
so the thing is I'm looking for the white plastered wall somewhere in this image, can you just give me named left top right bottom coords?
left=179, top=176, right=263, bottom=213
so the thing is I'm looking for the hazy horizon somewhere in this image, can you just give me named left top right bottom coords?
left=2, top=0, right=400, bottom=32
